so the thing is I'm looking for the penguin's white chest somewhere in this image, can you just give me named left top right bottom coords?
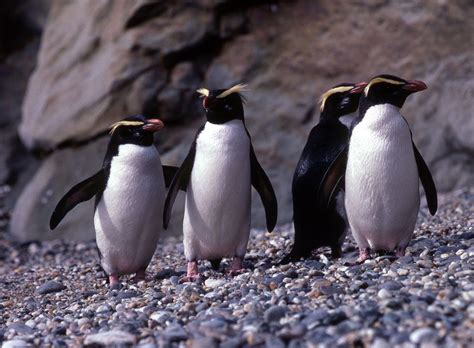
left=184, top=120, right=251, bottom=260
left=94, top=144, right=165, bottom=275
left=345, top=104, right=420, bottom=251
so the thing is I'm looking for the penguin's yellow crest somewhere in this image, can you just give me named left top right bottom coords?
left=364, top=77, right=404, bottom=95
left=216, top=83, right=248, bottom=99
left=109, top=120, right=144, bottom=135
left=196, top=88, right=210, bottom=97
left=319, top=86, right=353, bottom=112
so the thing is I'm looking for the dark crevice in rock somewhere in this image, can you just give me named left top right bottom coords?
left=162, top=33, right=223, bottom=70
left=214, top=0, right=284, bottom=14
left=0, top=1, right=44, bottom=61
left=5, top=136, right=36, bottom=187
left=125, top=1, right=168, bottom=30
left=29, top=130, right=110, bottom=160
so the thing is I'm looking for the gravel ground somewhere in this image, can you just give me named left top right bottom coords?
left=0, top=187, right=473, bottom=347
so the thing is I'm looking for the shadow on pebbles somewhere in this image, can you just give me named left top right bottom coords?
left=0, top=188, right=472, bottom=347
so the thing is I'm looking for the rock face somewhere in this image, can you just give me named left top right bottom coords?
left=0, top=0, right=49, bottom=184
left=10, top=0, right=474, bottom=241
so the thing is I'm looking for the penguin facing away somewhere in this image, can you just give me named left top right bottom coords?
left=282, top=82, right=367, bottom=263
left=163, top=84, right=278, bottom=280
left=50, top=116, right=178, bottom=288
left=324, top=74, right=437, bottom=262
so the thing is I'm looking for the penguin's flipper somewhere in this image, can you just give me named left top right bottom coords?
left=318, top=146, right=348, bottom=208
left=250, top=146, right=278, bottom=232
left=162, top=165, right=180, bottom=188
left=412, top=141, right=438, bottom=215
left=163, top=129, right=201, bottom=229
left=50, top=170, right=106, bottom=230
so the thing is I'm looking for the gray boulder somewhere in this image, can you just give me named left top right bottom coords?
left=10, top=0, right=474, bottom=241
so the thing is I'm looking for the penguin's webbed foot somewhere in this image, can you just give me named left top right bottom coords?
left=357, top=248, right=371, bottom=263
left=180, top=260, right=202, bottom=283
left=109, top=274, right=121, bottom=289
left=395, top=247, right=406, bottom=258
left=132, top=269, right=147, bottom=283
left=227, top=256, right=245, bottom=276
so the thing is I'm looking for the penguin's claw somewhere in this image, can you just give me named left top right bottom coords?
left=357, top=248, right=371, bottom=263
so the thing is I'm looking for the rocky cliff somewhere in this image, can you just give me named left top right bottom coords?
left=5, top=0, right=474, bottom=241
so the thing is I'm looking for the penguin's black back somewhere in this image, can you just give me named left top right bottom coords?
left=289, top=118, right=349, bottom=260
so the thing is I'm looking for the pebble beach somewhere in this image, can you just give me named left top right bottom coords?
left=0, top=187, right=472, bottom=347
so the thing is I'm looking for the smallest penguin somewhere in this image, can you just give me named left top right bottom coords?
left=282, top=82, right=366, bottom=263
left=50, top=116, right=176, bottom=288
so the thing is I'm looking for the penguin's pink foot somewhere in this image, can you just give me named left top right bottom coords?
left=357, top=248, right=371, bottom=263
left=395, top=247, right=406, bottom=258
left=228, top=256, right=244, bottom=276
left=180, top=261, right=201, bottom=282
left=132, top=269, right=146, bottom=283
left=109, top=274, right=120, bottom=289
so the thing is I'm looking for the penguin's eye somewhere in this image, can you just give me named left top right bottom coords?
left=224, top=104, right=232, bottom=111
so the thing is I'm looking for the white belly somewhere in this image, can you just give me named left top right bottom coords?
left=184, top=120, right=251, bottom=261
left=94, top=144, right=165, bottom=275
left=345, top=104, right=420, bottom=251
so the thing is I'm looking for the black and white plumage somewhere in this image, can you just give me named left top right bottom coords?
left=163, top=84, right=277, bottom=280
left=282, top=82, right=367, bottom=263
left=324, top=75, right=437, bottom=262
left=50, top=116, right=178, bottom=288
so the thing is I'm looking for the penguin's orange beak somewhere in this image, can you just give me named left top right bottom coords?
left=142, top=119, right=164, bottom=132
left=350, top=82, right=368, bottom=94
left=403, top=80, right=427, bottom=92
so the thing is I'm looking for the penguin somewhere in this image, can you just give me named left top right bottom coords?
left=281, top=82, right=367, bottom=263
left=50, top=116, right=178, bottom=288
left=163, top=84, right=278, bottom=280
left=323, top=74, right=437, bottom=262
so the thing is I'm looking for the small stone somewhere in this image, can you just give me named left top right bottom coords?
left=116, top=290, right=139, bottom=300
left=409, top=328, right=438, bottom=344
left=2, top=340, right=29, bottom=348
left=189, top=337, right=218, bottom=348
left=169, top=275, right=180, bottom=285
left=264, top=305, right=286, bottom=323
left=265, top=336, right=286, bottom=348
left=371, top=338, right=391, bottom=348
left=204, top=278, right=226, bottom=289
left=84, top=330, right=136, bottom=346
left=381, top=281, right=402, bottom=291
left=150, top=311, right=171, bottom=324
left=37, top=280, right=66, bottom=294
left=278, top=323, right=307, bottom=339
left=377, top=289, right=392, bottom=299
left=25, top=319, right=36, bottom=328
left=7, top=322, right=34, bottom=334
left=163, top=324, right=188, bottom=341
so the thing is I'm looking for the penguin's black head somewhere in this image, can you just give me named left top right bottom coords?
left=196, top=84, right=246, bottom=124
left=109, top=115, right=164, bottom=147
left=319, top=82, right=367, bottom=119
left=362, top=74, right=427, bottom=109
